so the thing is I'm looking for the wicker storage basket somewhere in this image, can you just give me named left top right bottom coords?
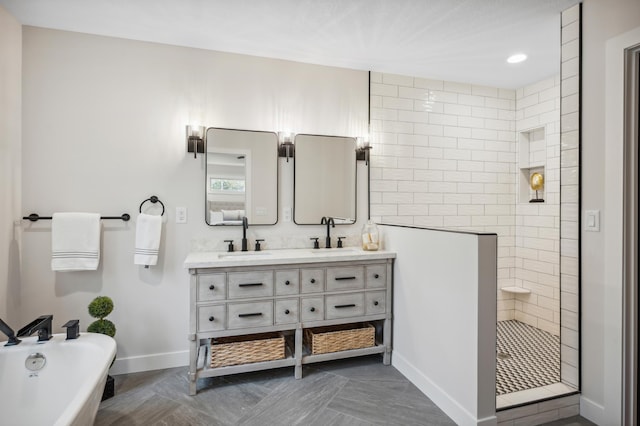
left=304, top=323, right=375, bottom=355
left=210, top=333, right=285, bottom=368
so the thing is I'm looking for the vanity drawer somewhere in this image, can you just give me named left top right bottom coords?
left=197, top=304, right=226, bottom=332
left=197, top=273, right=226, bottom=301
left=228, top=271, right=274, bottom=299
left=275, top=270, right=300, bottom=296
left=326, top=266, right=365, bottom=291
left=275, top=299, right=299, bottom=325
left=227, top=301, right=273, bottom=329
left=325, top=293, right=365, bottom=319
left=301, top=269, right=325, bottom=294
left=301, top=297, right=324, bottom=322
left=365, top=265, right=387, bottom=289
left=365, top=291, right=386, bottom=315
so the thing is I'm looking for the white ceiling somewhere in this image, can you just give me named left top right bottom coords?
left=0, top=0, right=579, bottom=89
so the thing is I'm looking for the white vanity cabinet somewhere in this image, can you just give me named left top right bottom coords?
left=185, top=249, right=395, bottom=395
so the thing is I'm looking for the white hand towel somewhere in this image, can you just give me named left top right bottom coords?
left=51, top=212, right=101, bottom=271
left=134, top=213, right=162, bottom=266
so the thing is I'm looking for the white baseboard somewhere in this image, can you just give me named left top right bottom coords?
left=580, top=395, right=604, bottom=425
left=392, top=352, right=497, bottom=426
left=110, top=350, right=189, bottom=375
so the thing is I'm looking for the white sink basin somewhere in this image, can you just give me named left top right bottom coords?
left=218, top=252, right=273, bottom=259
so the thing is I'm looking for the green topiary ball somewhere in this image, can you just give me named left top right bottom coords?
left=88, top=296, right=114, bottom=319
left=87, top=319, right=116, bottom=337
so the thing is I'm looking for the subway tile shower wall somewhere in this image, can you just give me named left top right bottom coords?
left=370, top=71, right=561, bottom=336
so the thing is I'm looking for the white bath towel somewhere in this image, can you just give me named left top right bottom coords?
left=51, top=212, right=101, bottom=271
left=134, top=213, right=162, bottom=266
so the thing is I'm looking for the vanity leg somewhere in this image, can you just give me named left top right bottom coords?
left=295, top=326, right=303, bottom=379
left=188, top=335, right=198, bottom=395
left=383, top=317, right=392, bottom=365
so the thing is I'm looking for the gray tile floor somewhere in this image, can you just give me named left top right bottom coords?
left=95, top=355, right=596, bottom=426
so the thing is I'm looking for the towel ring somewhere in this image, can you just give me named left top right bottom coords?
left=139, top=196, right=165, bottom=216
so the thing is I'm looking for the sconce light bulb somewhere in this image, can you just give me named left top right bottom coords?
left=357, top=136, right=370, bottom=151
left=188, top=125, right=204, bottom=138
left=278, top=131, right=293, bottom=144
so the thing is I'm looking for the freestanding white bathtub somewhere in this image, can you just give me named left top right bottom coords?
left=0, top=332, right=116, bottom=426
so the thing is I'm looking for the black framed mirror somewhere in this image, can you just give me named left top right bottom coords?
left=205, top=128, right=278, bottom=226
left=293, top=134, right=357, bottom=225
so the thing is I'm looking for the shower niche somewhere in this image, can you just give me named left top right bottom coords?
left=518, top=127, right=546, bottom=203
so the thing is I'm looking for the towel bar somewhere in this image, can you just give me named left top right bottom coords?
left=23, top=213, right=131, bottom=222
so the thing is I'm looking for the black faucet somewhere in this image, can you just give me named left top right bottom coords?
left=241, top=216, right=249, bottom=252
left=0, top=318, right=21, bottom=346
left=320, top=216, right=335, bottom=248
left=17, top=315, right=53, bottom=342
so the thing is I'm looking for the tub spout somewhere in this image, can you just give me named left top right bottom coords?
left=0, top=318, right=21, bottom=346
left=17, top=315, right=53, bottom=342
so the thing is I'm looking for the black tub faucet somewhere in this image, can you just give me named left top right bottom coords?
left=241, top=216, right=249, bottom=252
left=17, top=315, right=53, bottom=342
left=0, top=318, right=21, bottom=346
left=320, top=216, right=335, bottom=248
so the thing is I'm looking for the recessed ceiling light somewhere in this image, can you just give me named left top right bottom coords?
left=507, top=53, right=527, bottom=64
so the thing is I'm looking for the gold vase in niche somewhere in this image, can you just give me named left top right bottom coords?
left=529, top=172, right=544, bottom=203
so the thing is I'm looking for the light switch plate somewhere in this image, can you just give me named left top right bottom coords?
left=176, top=207, right=187, bottom=224
left=584, top=210, right=600, bottom=232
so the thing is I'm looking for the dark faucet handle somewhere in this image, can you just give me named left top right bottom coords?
left=0, top=318, right=21, bottom=346
left=337, top=237, right=345, bottom=248
left=224, top=240, right=234, bottom=252
left=62, top=319, right=80, bottom=340
left=255, top=239, right=264, bottom=252
left=310, top=237, right=320, bottom=249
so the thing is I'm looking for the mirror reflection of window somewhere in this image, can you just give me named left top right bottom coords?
left=209, top=178, right=246, bottom=192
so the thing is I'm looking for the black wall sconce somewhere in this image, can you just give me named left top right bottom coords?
left=186, top=125, right=205, bottom=159
left=278, top=131, right=295, bottom=162
left=356, top=136, right=372, bottom=165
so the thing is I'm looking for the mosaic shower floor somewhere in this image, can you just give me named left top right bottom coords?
left=496, top=320, right=560, bottom=396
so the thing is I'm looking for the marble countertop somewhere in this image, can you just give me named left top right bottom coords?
left=184, top=247, right=396, bottom=269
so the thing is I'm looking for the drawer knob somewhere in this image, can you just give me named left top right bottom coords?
left=374, top=301, right=379, bottom=306
left=285, top=280, right=290, bottom=285
left=208, top=316, right=215, bottom=322
left=209, top=284, right=215, bottom=290
left=374, top=274, right=380, bottom=279
left=310, top=307, right=316, bottom=312
left=310, top=278, right=316, bottom=284
left=285, top=309, right=290, bottom=315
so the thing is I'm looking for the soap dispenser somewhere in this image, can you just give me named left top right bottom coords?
left=361, top=220, right=379, bottom=251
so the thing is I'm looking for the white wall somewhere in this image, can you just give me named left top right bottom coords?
left=581, top=0, right=640, bottom=423
left=20, top=27, right=368, bottom=373
left=383, top=224, right=497, bottom=426
left=0, top=5, right=21, bottom=324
